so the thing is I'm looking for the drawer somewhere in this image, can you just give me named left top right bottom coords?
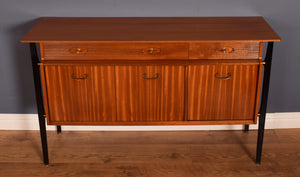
left=189, top=42, right=260, bottom=59
left=42, top=43, right=189, bottom=60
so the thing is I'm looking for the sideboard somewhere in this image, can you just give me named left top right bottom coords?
left=21, top=17, right=281, bottom=165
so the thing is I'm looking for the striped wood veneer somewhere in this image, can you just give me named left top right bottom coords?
left=44, top=65, right=116, bottom=124
left=188, top=63, right=261, bottom=121
left=115, top=65, right=185, bottom=122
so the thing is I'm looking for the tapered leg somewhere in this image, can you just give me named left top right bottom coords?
left=38, top=114, right=49, bottom=165
left=30, top=43, right=49, bottom=165
left=244, top=125, right=249, bottom=132
left=256, top=42, right=274, bottom=164
left=57, top=125, right=62, bottom=134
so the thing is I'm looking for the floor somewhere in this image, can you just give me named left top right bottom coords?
left=0, top=129, right=299, bottom=177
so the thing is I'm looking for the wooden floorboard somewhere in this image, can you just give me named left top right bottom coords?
left=0, top=129, right=299, bottom=177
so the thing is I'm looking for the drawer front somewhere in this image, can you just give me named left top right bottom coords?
left=189, top=42, right=260, bottom=59
left=43, top=65, right=116, bottom=124
left=188, top=61, right=262, bottom=121
left=43, top=43, right=188, bottom=60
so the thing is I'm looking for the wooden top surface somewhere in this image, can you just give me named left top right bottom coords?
left=21, top=17, right=281, bottom=43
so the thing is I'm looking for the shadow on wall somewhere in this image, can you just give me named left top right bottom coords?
left=8, top=18, right=40, bottom=113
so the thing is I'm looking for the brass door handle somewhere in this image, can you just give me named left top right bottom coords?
left=215, top=73, right=232, bottom=80
left=72, top=73, right=88, bottom=81
left=142, top=73, right=160, bottom=80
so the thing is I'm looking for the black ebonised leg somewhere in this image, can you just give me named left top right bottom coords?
left=57, top=125, right=62, bottom=134
left=244, top=125, right=249, bottom=132
left=30, top=43, right=49, bottom=165
left=256, top=42, right=274, bottom=164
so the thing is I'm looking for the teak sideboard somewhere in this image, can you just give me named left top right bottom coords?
left=21, top=17, right=281, bottom=165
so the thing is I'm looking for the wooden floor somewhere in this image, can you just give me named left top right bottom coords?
left=0, top=129, right=299, bottom=177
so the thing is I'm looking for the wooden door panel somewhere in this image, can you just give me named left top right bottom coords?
left=115, top=65, right=185, bottom=122
left=188, top=63, right=260, bottom=121
left=44, top=65, right=116, bottom=124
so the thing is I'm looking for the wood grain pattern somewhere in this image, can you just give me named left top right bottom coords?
left=23, top=17, right=280, bottom=125
left=40, top=64, right=50, bottom=122
left=40, top=59, right=261, bottom=65
left=115, top=65, right=185, bottom=122
left=43, top=65, right=116, bottom=124
left=43, top=43, right=188, bottom=60
left=253, top=59, right=264, bottom=123
left=188, top=62, right=261, bottom=121
left=189, top=42, right=260, bottom=59
left=1, top=129, right=299, bottom=177
left=21, top=17, right=281, bottom=43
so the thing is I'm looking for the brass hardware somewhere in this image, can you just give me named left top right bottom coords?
left=69, top=47, right=88, bottom=55
left=141, top=47, right=161, bottom=54
left=257, top=113, right=261, bottom=116
left=43, top=114, right=46, bottom=118
left=72, top=73, right=88, bottom=81
left=76, top=48, right=81, bottom=54
left=148, top=48, right=154, bottom=53
left=262, top=62, right=266, bottom=65
left=215, top=72, right=232, bottom=80
left=215, top=47, right=235, bottom=53
left=142, top=73, right=160, bottom=80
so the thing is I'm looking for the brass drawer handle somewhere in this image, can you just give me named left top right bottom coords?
left=141, top=48, right=161, bottom=54
left=142, top=73, right=160, bottom=80
left=215, top=47, right=235, bottom=53
left=72, top=73, right=88, bottom=81
left=69, top=47, right=88, bottom=55
left=215, top=72, right=232, bottom=80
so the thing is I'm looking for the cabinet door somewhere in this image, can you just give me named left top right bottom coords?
left=43, top=65, right=116, bottom=124
left=188, top=63, right=261, bottom=121
left=115, top=65, right=185, bottom=122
